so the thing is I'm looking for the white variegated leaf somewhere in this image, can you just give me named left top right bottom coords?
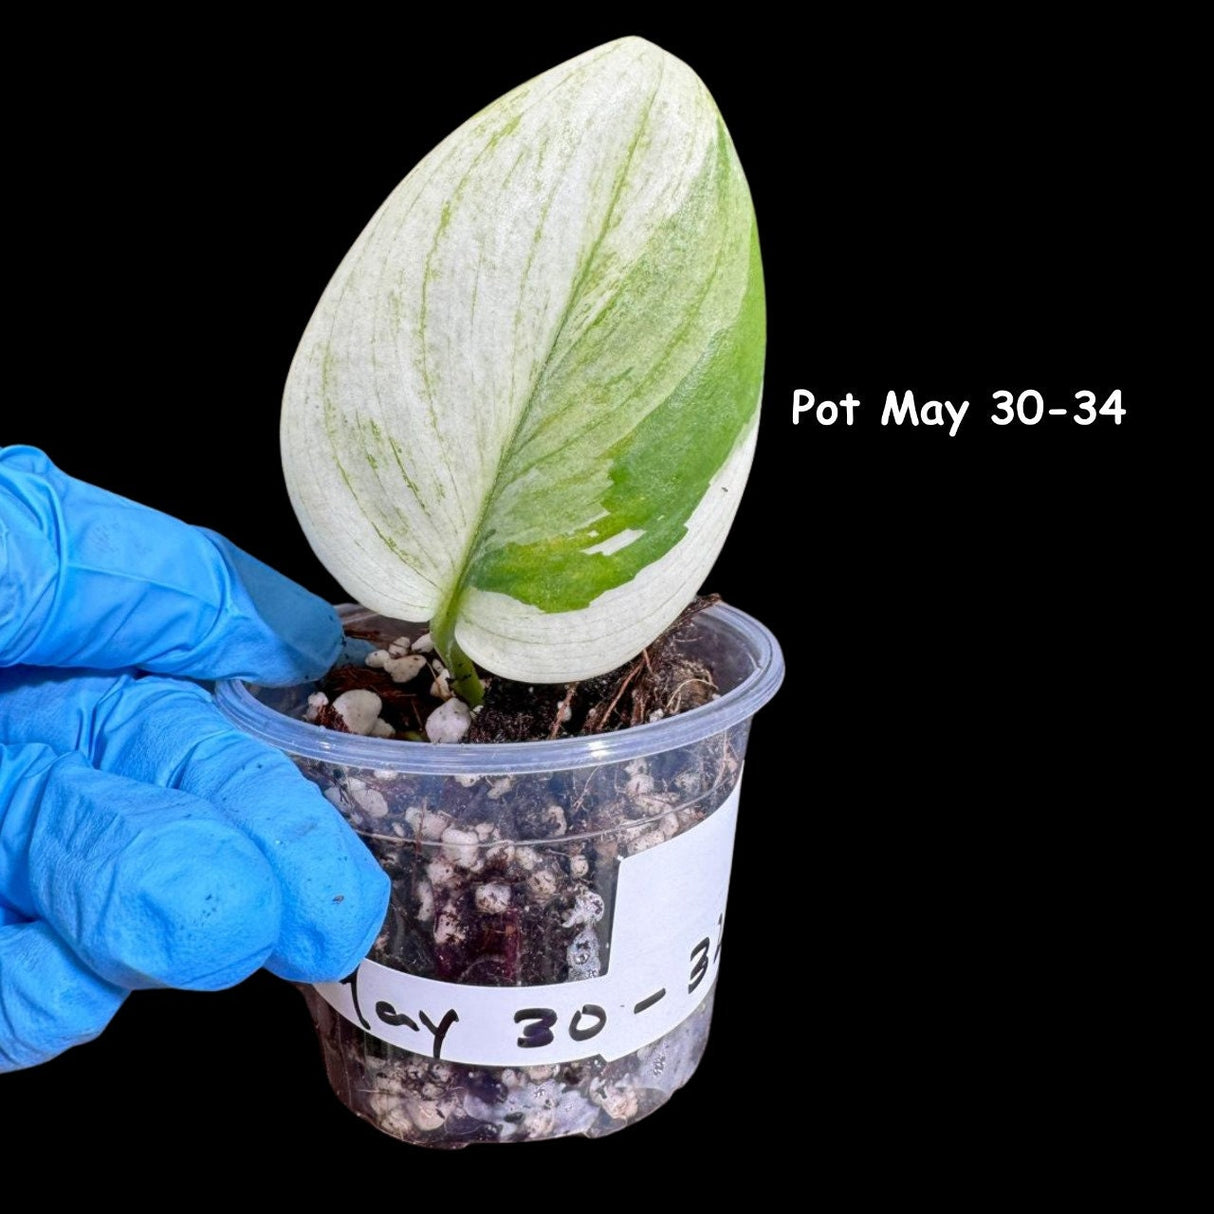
left=282, top=37, right=765, bottom=683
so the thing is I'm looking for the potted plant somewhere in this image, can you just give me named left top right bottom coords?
left=215, top=36, right=782, bottom=1146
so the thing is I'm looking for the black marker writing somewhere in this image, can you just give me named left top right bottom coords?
left=569, top=1004, right=607, bottom=1042
left=419, top=1009, right=459, bottom=1060
left=374, top=1001, right=419, bottom=1031
left=340, top=968, right=370, bottom=1030
left=633, top=989, right=666, bottom=1014
left=514, top=1007, right=558, bottom=1048
left=689, top=937, right=710, bottom=994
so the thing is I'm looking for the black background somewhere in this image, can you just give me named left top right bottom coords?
left=4, top=15, right=1147, bottom=1188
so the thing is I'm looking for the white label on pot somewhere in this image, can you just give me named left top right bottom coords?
left=315, top=775, right=742, bottom=1065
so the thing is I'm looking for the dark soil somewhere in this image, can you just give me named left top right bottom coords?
left=316, top=594, right=722, bottom=743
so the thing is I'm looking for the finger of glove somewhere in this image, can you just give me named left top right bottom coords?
left=0, top=674, right=389, bottom=982
left=0, top=743, right=283, bottom=990
left=0, top=919, right=127, bottom=1071
left=0, top=445, right=341, bottom=682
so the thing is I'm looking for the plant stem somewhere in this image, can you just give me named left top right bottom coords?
left=431, top=613, right=485, bottom=707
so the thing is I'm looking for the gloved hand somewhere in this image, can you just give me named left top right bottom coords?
left=0, top=445, right=390, bottom=1070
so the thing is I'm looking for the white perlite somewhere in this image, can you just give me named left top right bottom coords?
left=425, top=698, right=471, bottom=743
left=440, top=828, right=481, bottom=869
left=367, top=648, right=428, bottom=684
left=389, top=656, right=427, bottom=683
left=332, top=689, right=384, bottom=735
left=561, top=888, right=606, bottom=928
left=405, top=806, right=451, bottom=840
left=347, top=780, right=390, bottom=819
left=474, top=883, right=512, bottom=914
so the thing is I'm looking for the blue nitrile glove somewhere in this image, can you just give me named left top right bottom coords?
left=0, top=446, right=390, bottom=1070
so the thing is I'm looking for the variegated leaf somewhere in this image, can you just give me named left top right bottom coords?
left=282, top=37, right=764, bottom=683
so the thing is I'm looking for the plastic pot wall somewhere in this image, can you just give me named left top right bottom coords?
left=214, top=602, right=782, bottom=1146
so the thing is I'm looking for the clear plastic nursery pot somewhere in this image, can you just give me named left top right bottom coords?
left=214, top=601, right=782, bottom=1147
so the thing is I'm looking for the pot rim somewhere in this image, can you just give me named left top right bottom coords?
left=213, top=601, right=783, bottom=775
